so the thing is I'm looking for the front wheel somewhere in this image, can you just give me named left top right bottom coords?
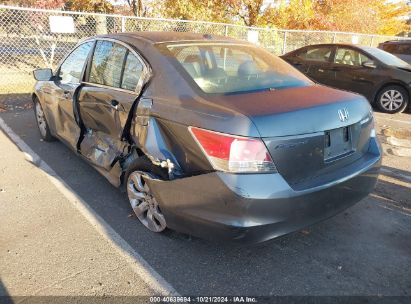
left=34, top=99, right=55, bottom=141
left=376, top=85, right=409, bottom=114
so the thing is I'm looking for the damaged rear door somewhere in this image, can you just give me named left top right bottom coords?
left=77, top=39, right=149, bottom=172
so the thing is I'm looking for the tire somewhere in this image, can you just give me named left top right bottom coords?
left=34, top=98, right=55, bottom=141
left=124, top=156, right=168, bottom=233
left=376, top=85, right=409, bottom=114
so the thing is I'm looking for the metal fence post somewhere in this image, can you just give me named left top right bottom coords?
left=282, top=31, right=287, bottom=54
left=121, top=16, right=126, bottom=32
left=224, top=25, right=228, bottom=36
left=332, top=32, right=337, bottom=43
left=370, top=35, right=375, bottom=47
left=95, top=14, right=107, bottom=34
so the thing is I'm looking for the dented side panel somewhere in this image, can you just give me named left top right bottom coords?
left=78, top=87, right=136, bottom=139
left=42, top=81, right=82, bottom=150
left=80, top=129, right=128, bottom=170
left=76, top=86, right=137, bottom=169
left=131, top=103, right=213, bottom=178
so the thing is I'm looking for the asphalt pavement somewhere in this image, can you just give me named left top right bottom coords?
left=0, top=116, right=157, bottom=297
left=0, top=108, right=410, bottom=297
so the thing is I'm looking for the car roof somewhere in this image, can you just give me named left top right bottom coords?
left=380, top=39, right=411, bottom=45
left=93, top=31, right=244, bottom=44
left=285, top=44, right=374, bottom=55
left=301, top=43, right=366, bottom=48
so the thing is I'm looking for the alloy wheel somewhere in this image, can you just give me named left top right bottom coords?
left=127, top=171, right=166, bottom=232
left=35, top=102, right=47, bottom=138
left=379, top=89, right=404, bottom=112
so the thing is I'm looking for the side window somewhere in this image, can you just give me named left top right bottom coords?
left=397, top=45, right=411, bottom=55
left=382, top=44, right=397, bottom=53
left=121, top=53, right=143, bottom=91
left=59, top=42, right=93, bottom=84
left=334, top=48, right=371, bottom=66
left=297, top=47, right=332, bottom=62
left=89, top=40, right=127, bottom=88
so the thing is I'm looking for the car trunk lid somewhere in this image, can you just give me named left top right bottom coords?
left=209, top=85, right=374, bottom=189
left=210, top=84, right=370, bottom=137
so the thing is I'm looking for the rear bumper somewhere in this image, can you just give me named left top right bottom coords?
left=146, top=137, right=381, bottom=244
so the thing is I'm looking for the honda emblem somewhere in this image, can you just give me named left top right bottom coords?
left=338, top=108, right=349, bottom=122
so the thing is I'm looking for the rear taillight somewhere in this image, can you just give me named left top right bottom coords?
left=189, top=127, right=277, bottom=173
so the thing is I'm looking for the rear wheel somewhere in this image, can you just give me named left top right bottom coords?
left=376, top=85, right=409, bottom=114
left=34, top=99, right=55, bottom=141
left=127, top=171, right=167, bottom=232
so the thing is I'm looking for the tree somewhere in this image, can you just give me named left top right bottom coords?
left=160, top=0, right=230, bottom=23
left=262, top=0, right=320, bottom=29
left=1, top=0, right=65, bottom=9
left=160, top=0, right=273, bottom=26
left=125, top=0, right=147, bottom=17
left=263, top=0, right=411, bottom=35
left=225, top=0, right=266, bottom=27
left=64, top=0, right=114, bottom=13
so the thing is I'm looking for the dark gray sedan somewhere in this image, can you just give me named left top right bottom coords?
left=32, top=32, right=381, bottom=244
left=281, top=43, right=411, bottom=114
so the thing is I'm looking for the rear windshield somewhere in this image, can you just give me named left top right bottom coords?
left=381, top=43, right=411, bottom=55
left=362, top=46, right=410, bottom=68
left=163, top=43, right=312, bottom=94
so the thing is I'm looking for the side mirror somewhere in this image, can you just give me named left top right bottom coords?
left=362, top=61, right=377, bottom=69
left=33, top=68, right=53, bottom=81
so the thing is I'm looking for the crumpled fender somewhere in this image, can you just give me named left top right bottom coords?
left=130, top=115, right=182, bottom=179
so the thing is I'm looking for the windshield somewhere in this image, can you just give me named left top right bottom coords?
left=362, top=46, right=410, bottom=68
left=163, top=43, right=312, bottom=94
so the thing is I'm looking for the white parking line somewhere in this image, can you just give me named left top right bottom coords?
left=0, top=117, right=179, bottom=296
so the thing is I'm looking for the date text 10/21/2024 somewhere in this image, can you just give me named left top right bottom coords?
left=149, top=296, right=258, bottom=303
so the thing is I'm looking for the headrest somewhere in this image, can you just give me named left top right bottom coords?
left=238, top=60, right=259, bottom=77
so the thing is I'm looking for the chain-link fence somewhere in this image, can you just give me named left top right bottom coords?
left=0, top=5, right=409, bottom=94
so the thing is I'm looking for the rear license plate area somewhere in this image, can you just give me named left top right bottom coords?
left=324, top=126, right=353, bottom=162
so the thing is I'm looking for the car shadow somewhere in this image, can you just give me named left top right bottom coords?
left=381, top=165, right=411, bottom=182
left=375, top=167, right=411, bottom=210
left=1, top=109, right=411, bottom=296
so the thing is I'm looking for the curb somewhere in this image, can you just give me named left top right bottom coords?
left=382, top=127, right=411, bottom=140
left=380, top=126, right=411, bottom=158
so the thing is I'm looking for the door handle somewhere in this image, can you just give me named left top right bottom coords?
left=354, top=77, right=368, bottom=83
left=318, top=68, right=324, bottom=73
left=111, top=99, right=119, bottom=110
